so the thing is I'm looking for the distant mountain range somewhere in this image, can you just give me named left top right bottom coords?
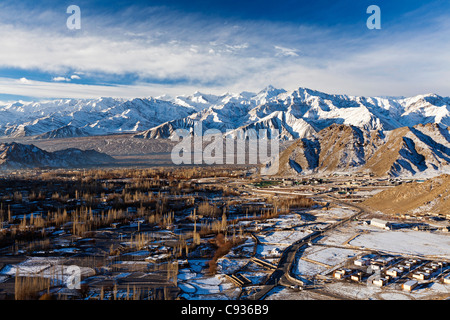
left=0, top=142, right=115, bottom=169
left=134, top=86, right=450, bottom=140
left=1, top=86, right=449, bottom=176
left=1, top=86, right=449, bottom=140
left=0, top=97, right=198, bottom=138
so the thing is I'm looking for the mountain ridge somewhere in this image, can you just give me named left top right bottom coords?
left=275, top=123, right=450, bottom=178
left=0, top=142, right=115, bottom=169
left=1, top=86, right=449, bottom=177
left=1, top=86, right=448, bottom=140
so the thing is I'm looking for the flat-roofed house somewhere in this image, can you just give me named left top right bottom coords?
left=412, top=272, right=430, bottom=280
left=354, top=259, right=369, bottom=267
left=372, top=278, right=387, bottom=287
left=370, top=218, right=391, bottom=230
left=402, top=280, right=418, bottom=291
left=386, top=268, right=403, bottom=278
left=443, top=274, right=450, bottom=284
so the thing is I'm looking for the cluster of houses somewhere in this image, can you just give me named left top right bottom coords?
left=333, top=254, right=449, bottom=292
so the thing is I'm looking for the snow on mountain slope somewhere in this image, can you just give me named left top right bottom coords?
left=1, top=86, right=449, bottom=145
left=135, top=92, right=260, bottom=139
left=136, top=86, right=450, bottom=141
left=32, top=125, right=90, bottom=139
left=397, top=94, right=450, bottom=127
left=275, top=123, right=450, bottom=177
left=1, top=85, right=449, bottom=177
left=225, top=111, right=316, bottom=140
left=0, top=97, right=199, bottom=138
left=0, top=142, right=115, bottom=169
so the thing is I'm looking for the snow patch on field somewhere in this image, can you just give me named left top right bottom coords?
left=304, top=247, right=359, bottom=266
left=349, top=229, right=450, bottom=258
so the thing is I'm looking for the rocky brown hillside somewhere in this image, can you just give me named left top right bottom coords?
left=275, top=123, right=450, bottom=177
left=362, top=174, right=450, bottom=215
left=0, top=142, right=115, bottom=169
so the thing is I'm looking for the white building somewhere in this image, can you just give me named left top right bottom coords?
left=354, top=259, right=369, bottom=267
left=386, top=268, right=403, bottom=278
left=333, top=269, right=352, bottom=279
left=372, top=278, right=387, bottom=287
left=412, top=272, right=430, bottom=280
left=402, top=280, right=418, bottom=291
left=397, top=265, right=410, bottom=272
left=443, top=274, right=450, bottom=285
left=370, top=218, right=391, bottom=230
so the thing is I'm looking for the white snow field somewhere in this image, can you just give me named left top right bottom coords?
left=349, top=229, right=450, bottom=258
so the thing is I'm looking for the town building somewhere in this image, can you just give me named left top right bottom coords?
left=443, top=274, right=450, bottom=285
left=386, top=268, right=403, bottom=278
left=372, top=278, right=387, bottom=287
left=402, top=280, right=418, bottom=291
left=354, top=259, right=369, bottom=267
left=370, top=218, right=391, bottom=230
left=412, top=272, right=430, bottom=280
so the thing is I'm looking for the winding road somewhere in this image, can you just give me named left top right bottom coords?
left=244, top=194, right=369, bottom=300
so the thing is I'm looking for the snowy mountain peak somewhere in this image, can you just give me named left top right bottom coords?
left=257, top=85, right=286, bottom=98
left=0, top=86, right=449, bottom=142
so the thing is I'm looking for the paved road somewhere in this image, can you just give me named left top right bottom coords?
left=245, top=194, right=368, bottom=300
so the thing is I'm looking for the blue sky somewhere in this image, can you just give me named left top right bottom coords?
left=0, top=0, right=449, bottom=101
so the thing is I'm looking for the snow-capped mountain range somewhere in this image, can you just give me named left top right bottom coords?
left=1, top=85, right=449, bottom=176
left=1, top=85, right=449, bottom=140
left=0, top=97, right=198, bottom=138
left=135, top=86, right=450, bottom=140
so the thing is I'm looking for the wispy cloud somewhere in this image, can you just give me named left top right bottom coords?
left=0, top=1, right=449, bottom=99
left=52, top=76, right=71, bottom=82
left=274, top=46, right=299, bottom=57
left=0, top=76, right=229, bottom=100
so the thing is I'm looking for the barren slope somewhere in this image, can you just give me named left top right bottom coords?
left=274, top=123, right=450, bottom=177
left=362, top=174, right=450, bottom=215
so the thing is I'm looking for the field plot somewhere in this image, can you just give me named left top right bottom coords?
left=293, top=246, right=359, bottom=277
left=257, top=230, right=312, bottom=245
left=293, top=258, right=328, bottom=277
left=313, top=206, right=357, bottom=219
left=349, top=228, right=450, bottom=258
left=265, top=286, right=338, bottom=300
left=0, top=257, right=95, bottom=280
left=177, top=259, right=241, bottom=300
left=303, top=247, right=359, bottom=269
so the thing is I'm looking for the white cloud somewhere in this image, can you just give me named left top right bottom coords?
left=18, top=77, right=30, bottom=84
left=274, top=46, right=299, bottom=57
left=0, top=4, right=449, bottom=98
left=0, top=76, right=226, bottom=100
left=0, top=24, right=266, bottom=86
left=52, top=76, right=71, bottom=82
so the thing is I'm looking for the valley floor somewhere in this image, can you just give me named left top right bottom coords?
left=0, top=167, right=448, bottom=300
